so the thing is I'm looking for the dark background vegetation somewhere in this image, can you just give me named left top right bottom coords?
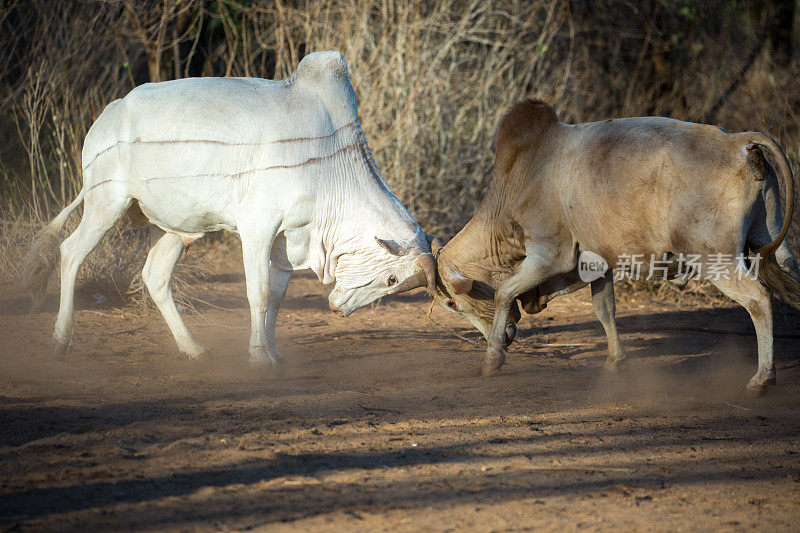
left=1, top=0, right=799, bottom=292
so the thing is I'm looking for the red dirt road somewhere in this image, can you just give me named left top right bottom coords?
left=1, top=268, right=800, bottom=531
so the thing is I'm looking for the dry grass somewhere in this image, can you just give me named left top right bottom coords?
left=1, top=0, right=798, bottom=304
left=0, top=205, right=212, bottom=310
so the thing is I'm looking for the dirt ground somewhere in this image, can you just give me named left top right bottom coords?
left=1, top=263, right=800, bottom=532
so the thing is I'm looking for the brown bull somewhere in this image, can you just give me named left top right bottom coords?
left=433, top=99, right=800, bottom=392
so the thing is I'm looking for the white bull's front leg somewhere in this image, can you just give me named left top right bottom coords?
left=239, top=219, right=282, bottom=369
left=264, top=262, right=292, bottom=363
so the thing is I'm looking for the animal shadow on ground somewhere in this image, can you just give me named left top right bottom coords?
left=1, top=407, right=798, bottom=529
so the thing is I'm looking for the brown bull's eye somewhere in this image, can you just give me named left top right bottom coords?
left=387, top=275, right=397, bottom=286
left=447, top=299, right=457, bottom=309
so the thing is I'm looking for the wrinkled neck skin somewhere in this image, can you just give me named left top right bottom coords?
left=310, top=127, right=424, bottom=289
left=442, top=175, right=527, bottom=289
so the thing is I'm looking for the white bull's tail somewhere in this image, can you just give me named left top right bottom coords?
left=20, top=188, right=86, bottom=309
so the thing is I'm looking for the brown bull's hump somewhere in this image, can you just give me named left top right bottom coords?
left=495, top=99, right=559, bottom=174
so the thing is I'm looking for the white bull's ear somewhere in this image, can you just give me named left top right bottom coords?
left=375, top=237, right=410, bottom=256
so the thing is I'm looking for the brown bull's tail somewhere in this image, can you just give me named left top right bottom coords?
left=20, top=188, right=85, bottom=310
left=742, top=133, right=800, bottom=309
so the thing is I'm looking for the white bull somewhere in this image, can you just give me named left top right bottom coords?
left=23, top=51, right=436, bottom=370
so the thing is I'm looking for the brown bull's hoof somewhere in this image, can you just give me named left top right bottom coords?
left=482, top=353, right=505, bottom=376
left=504, top=324, right=517, bottom=347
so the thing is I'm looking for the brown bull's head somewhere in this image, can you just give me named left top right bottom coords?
left=432, top=243, right=521, bottom=347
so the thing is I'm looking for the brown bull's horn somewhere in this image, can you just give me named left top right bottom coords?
left=390, top=254, right=437, bottom=294
left=426, top=234, right=443, bottom=259
left=421, top=252, right=436, bottom=292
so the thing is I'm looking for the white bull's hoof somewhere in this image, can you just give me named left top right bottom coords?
left=482, top=350, right=506, bottom=376
left=604, top=354, right=629, bottom=373
left=249, top=354, right=285, bottom=378
left=52, top=338, right=70, bottom=359
left=249, top=352, right=270, bottom=366
left=264, top=361, right=286, bottom=379
left=187, top=347, right=212, bottom=362
left=248, top=347, right=284, bottom=376
left=746, top=371, right=776, bottom=395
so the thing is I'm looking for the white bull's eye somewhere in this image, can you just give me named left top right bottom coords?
left=387, top=275, right=397, bottom=286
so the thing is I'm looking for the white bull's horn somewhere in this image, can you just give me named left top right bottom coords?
left=390, top=254, right=436, bottom=293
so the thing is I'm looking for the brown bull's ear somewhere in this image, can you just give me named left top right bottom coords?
left=439, top=263, right=473, bottom=294
left=469, top=280, right=494, bottom=300
left=450, top=274, right=473, bottom=295
left=425, top=234, right=443, bottom=258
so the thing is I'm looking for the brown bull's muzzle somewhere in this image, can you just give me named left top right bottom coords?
left=389, top=253, right=437, bottom=294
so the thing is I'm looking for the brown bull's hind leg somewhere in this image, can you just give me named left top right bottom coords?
left=711, top=273, right=775, bottom=393
left=591, top=270, right=627, bottom=371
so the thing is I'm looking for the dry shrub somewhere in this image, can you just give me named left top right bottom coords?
left=1, top=0, right=798, bottom=305
left=0, top=206, right=147, bottom=300
left=0, top=204, right=211, bottom=310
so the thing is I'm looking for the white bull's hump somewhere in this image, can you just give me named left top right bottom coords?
left=82, top=51, right=362, bottom=172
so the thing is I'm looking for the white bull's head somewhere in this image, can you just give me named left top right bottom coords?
left=327, top=235, right=438, bottom=317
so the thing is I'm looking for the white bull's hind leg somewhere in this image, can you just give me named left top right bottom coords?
left=238, top=220, right=281, bottom=368
left=264, top=262, right=292, bottom=364
left=54, top=190, right=129, bottom=357
left=711, top=269, right=775, bottom=392
left=591, top=270, right=627, bottom=371
left=142, top=226, right=209, bottom=359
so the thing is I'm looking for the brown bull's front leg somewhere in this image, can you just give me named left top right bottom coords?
left=483, top=255, right=557, bottom=375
